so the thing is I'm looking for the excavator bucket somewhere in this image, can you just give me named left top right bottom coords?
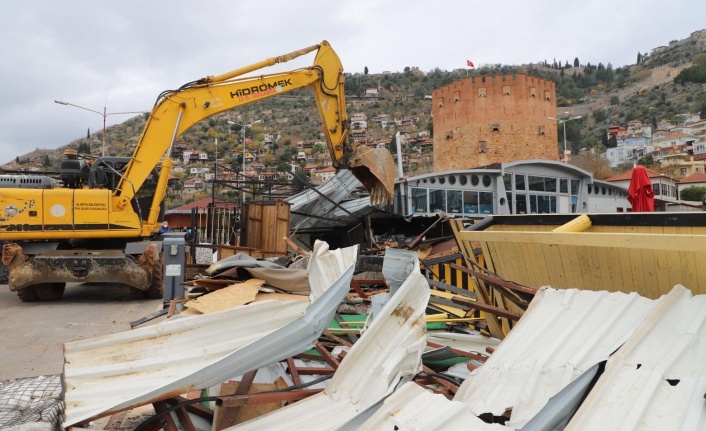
left=348, top=145, right=397, bottom=206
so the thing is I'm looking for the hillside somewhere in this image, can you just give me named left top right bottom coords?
left=7, top=29, right=706, bottom=187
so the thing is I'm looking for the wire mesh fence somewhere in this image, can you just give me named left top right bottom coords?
left=0, top=374, right=64, bottom=430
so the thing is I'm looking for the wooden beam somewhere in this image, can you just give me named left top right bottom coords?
left=152, top=401, right=179, bottom=431
left=165, top=396, right=214, bottom=421
left=451, top=297, right=523, bottom=321
left=213, top=370, right=257, bottom=431
left=449, top=263, right=537, bottom=296
left=219, top=389, right=322, bottom=408
left=450, top=219, right=504, bottom=339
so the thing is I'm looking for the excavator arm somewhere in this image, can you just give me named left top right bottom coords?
left=115, top=41, right=395, bottom=233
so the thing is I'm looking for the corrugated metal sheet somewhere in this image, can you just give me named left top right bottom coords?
left=565, top=284, right=706, bottom=430
left=354, top=285, right=706, bottom=431
left=454, top=286, right=659, bottom=428
left=62, top=241, right=357, bottom=427
left=287, top=170, right=361, bottom=230
left=229, top=270, right=431, bottom=430
left=426, top=332, right=501, bottom=353
left=356, top=382, right=506, bottom=430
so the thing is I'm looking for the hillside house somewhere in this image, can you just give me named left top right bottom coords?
left=311, top=166, right=336, bottom=185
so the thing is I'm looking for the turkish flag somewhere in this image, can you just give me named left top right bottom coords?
left=467, top=60, right=475, bottom=68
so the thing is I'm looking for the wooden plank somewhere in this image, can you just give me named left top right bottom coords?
left=286, top=357, right=302, bottom=385
left=152, top=401, right=179, bottom=431
left=625, top=226, right=647, bottom=296
left=213, top=370, right=257, bottom=431
left=582, top=244, right=606, bottom=291
left=172, top=404, right=197, bottom=431
left=547, top=240, right=568, bottom=289
left=165, top=396, right=214, bottom=421
left=649, top=225, right=671, bottom=298
left=450, top=296, right=523, bottom=321
left=559, top=245, right=580, bottom=289
left=660, top=226, right=681, bottom=296
left=679, top=248, right=698, bottom=293
left=693, top=251, right=706, bottom=295
left=456, top=230, right=706, bottom=253
left=615, top=245, right=635, bottom=294
left=593, top=243, right=616, bottom=293
left=448, top=264, right=536, bottom=296
left=521, top=241, right=542, bottom=288
left=504, top=242, right=526, bottom=286
left=219, top=389, right=322, bottom=408
left=451, top=221, right=503, bottom=339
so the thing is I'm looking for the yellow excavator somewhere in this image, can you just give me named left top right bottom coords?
left=0, top=40, right=396, bottom=301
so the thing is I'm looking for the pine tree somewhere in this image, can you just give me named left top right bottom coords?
left=574, top=57, right=579, bottom=67
left=87, top=128, right=90, bottom=139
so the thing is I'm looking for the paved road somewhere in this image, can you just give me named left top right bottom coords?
left=0, top=282, right=163, bottom=381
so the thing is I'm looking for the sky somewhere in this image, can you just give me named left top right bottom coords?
left=1, top=0, right=704, bottom=164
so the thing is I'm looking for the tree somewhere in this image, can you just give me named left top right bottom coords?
left=636, top=52, right=642, bottom=64
left=680, top=186, right=706, bottom=202
left=15, top=156, right=19, bottom=163
left=364, top=66, right=369, bottom=75
left=311, top=143, right=325, bottom=154
left=592, top=109, right=607, bottom=123
left=43, top=154, right=51, bottom=167
left=573, top=57, right=579, bottom=67
left=86, top=128, right=90, bottom=139
left=637, top=155, right=654, bottom=167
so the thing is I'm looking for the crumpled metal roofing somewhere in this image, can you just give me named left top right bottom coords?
left=454, top=286, right=659, bottom=428
left=356, top=382, right=506, bottom=430
left=351, top=285, right=706, bottom=431
left=62, top=241, right=356, bottom=427
left=229, top=270, right=431, bottom=430
left=287, top=170, right=362, bottom=230
left=565, top=284, right=706, bottom=430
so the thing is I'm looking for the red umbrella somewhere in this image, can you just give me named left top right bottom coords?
left=627, top=166, right=654, bottom=212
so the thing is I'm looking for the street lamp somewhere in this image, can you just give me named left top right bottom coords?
left=212, top=138, right=218, bottom=206
left=548, top=112, right=582, bottom=161
left=228, top=119, right=261, bottom=211
left=54, top=100, right=145, bottom=157
left=228, top=119, right=261, bottom=176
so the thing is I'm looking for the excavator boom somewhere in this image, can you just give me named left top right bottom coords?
left=116, top=40, right=395, bottom=221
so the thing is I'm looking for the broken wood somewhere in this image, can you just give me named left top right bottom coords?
left=213, top=370, right=257, bottom=431
left=218, top=389, right=322, bottom=408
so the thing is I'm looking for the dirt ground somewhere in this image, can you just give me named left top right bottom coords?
left=0, top=282, right=163, bottom=381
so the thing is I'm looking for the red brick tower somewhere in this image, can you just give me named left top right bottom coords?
left=431, top=73, right=557, bottom=171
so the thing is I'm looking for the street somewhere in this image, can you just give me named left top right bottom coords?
left=0, top=282, right=163, bottom=381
